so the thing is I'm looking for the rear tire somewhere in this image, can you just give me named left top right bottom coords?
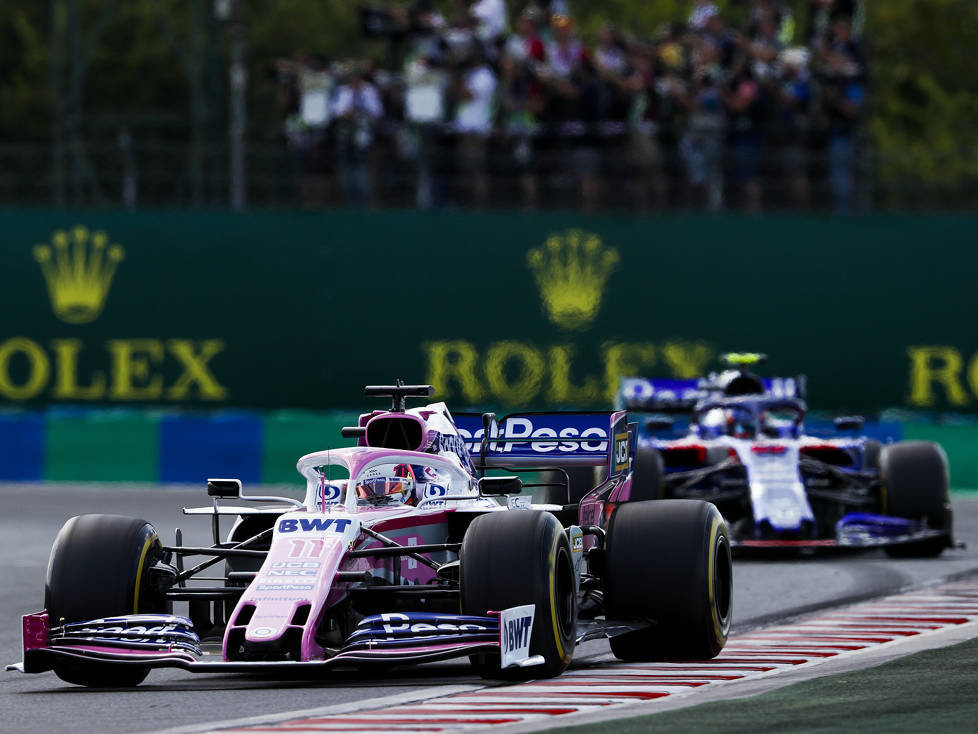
left=604, top=500, right=731, bottom=661
left=880, top=441, right=952, bottom=558
left=461, top=510, right=576, bottom=679
left=45, top=514, right=166, bottom=687
left=629, top=445, right=664, bottom=501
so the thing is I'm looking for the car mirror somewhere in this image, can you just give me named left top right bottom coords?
left=207, top=478, right=242, bottom=498
left=478, top=476, right=522, bottom=495
left=834, top=416, right=864, bottom=431
left=645, top=416, right=674, bottom=433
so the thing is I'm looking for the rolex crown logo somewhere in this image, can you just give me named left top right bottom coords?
left=34, top=226, right=125, bottom=324
left=526, top=230, right=619, bottom=330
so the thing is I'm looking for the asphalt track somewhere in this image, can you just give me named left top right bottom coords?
left=2, top=484, right=977, bottom=734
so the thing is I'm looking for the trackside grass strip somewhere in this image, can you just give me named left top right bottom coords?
left=565, top=635, right=978, bottom=734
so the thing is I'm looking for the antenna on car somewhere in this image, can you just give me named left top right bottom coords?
left=720, top=353, right=768, bottom=369
left=363, top=379, right=435, bottom=412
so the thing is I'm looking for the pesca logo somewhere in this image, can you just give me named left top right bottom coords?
left=378, top=613, right=488, bottom=636
left=34, top=226, right=124, bottom=324
left=458, top=417, right=608, bottom=455
left=526, top=230, right=619, bottom=330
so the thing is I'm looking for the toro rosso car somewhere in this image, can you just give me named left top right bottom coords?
left=619, top=355, right=954, bottom=556
left=9, top=382, right=732, bottom=687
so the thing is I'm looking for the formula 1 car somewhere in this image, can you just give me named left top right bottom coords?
left=9, top=382, right=732, bottom=687
left=618, top=355, right=954, bottom=556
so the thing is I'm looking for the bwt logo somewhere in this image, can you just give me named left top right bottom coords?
left=458, top=418, right=608, bottom=454
left=504, top=616, right=533, bottom=652
left=278, top=518, right=353, bottom=533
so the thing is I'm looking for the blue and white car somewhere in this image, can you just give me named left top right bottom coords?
left=618, top=355, right=954, bottom=556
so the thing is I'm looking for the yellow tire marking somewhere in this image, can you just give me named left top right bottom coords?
left=548, top=528, right=566, bottom=661
left=707, top=515, right=725, bottom=641
left=132, top=533, right=154, bottom=613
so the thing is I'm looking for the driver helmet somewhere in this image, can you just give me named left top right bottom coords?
left=725, top=407, right=756, bottom=439
left=355, top=464, right=417, bottom=505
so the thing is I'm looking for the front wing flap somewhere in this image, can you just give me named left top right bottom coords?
left=9, top=608, right=543, bottom=676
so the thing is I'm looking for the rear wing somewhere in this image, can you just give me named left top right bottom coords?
left=617, top=375, right=806, bottom=412
left=453, top=411, right=634, bottom=478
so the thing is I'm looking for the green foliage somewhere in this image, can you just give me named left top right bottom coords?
left=867, top=0, right=978, bottom=195
left=0, top=2, right=49, bottom=140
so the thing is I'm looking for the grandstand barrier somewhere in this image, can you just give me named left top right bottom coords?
left=0, top=409, right=976, bottom=491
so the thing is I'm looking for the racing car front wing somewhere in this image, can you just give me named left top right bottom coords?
left=8, top=608, right=547, bottom=676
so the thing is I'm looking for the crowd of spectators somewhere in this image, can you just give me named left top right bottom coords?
left=274, top=0, right=866, bottom=213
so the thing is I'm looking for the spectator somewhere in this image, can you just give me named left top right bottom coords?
left=503, top=5, right=547, bottom=66
left=545, top=14, right=587, bottom=81
left=689, top=1, right=720, bottom=31
left=622, top=48, right=667, bottom=210
left=334, top=64, right=384, bottom=206
left=452, top=45, right=497, bottom=207
left=775, top=48, right=813, bottom=208
left=680, top=67, right=726, bottom=211
left=278, top=54, right=335, bottom=208
left=404, top=47, right=447, bottom=208
left=809, top=0, right=861, bottom=46
left=724, top=65, right=767, bottom=212
left=497, top=52, right=542, bottom=208
left=469, top=0, right=508, bottom=43
left=821, top=18, right=864, bottom=213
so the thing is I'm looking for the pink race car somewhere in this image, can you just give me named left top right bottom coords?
left=9, top=382, right=732, bottom=687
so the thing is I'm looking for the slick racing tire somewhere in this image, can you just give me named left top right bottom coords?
left=461, top=510, right=576, bottom=679
left=629, top=445, right=665, bottom=501
left=604, top=500, right=731, bottom=661
left=880, top=441, right=952, bottom=558
left=45, top=514, right=167, bottom=687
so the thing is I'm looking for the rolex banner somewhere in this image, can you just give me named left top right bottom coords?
left=1, top=210, right=977, bottom=414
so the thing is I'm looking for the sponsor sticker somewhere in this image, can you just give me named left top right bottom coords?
left=500, top=604, right=535, bottom=669
left=423, top=484, right=448, bottom=498
left=256, top=584, right=314, bottom=591
left=278, top=518, right=353, bottom=533
left=377, top=612, right=490, bottom=636
left=613, top=431, right=629, bottom=473
left=507, top=496, right=532, bottom=510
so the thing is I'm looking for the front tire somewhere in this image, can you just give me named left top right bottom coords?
left=604, top=500, right=731, bottom=661
left=45, top=514, right=166, bottom=687
left=880, top=441, right=952, bottom=558
left=461, top=510, right=576, bottom=679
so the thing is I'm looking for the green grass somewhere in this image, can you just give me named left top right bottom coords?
left=566, top=636, right=978, bottom=734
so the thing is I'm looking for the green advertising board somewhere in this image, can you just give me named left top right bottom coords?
left=1, top=210, right=976, bottom=414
